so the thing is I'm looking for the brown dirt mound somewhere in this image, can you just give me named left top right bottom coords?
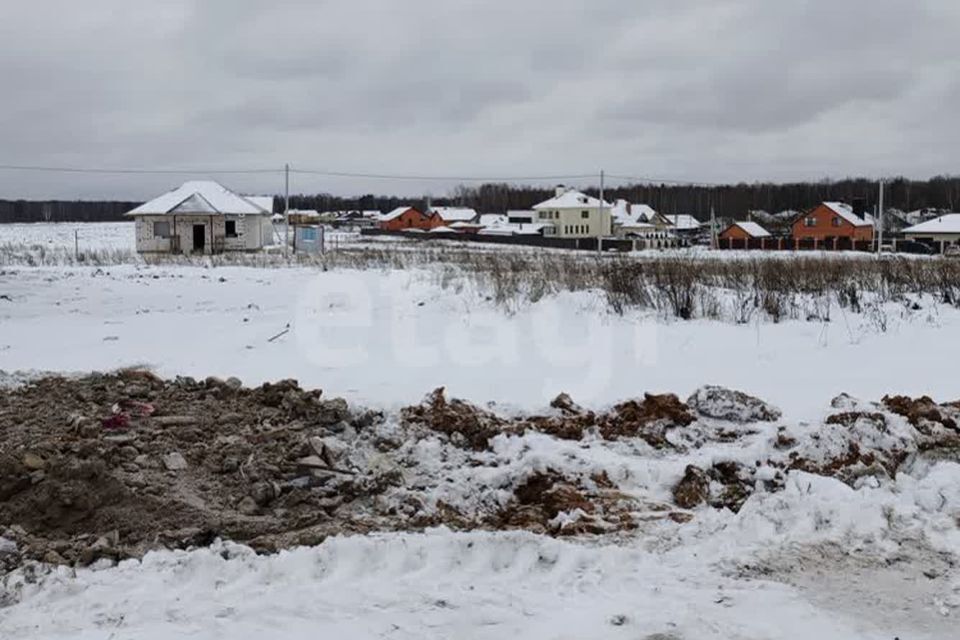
left=825, top=411, right=888, bottom=429
left=671, top=461, right=764, bottom=513
left=405, top=390, right=696, bottom=449
left=0, top=372, right=394, bottom=567
left=492, top=470, right=639, bottom=536
left=400, top=387, right=507, bottom=450
left=882, top=395, right=958, bottom=433
left=597, top=393, right=695, bottom=446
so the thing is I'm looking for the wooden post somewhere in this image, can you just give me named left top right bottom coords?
left=74, top=229, right=79, bottom=260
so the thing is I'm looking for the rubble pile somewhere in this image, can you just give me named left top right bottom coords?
left=0, top=371, right=397, bottom=567
left=1, top=373, right=958, bottom=574
left=491, top=470, right=643, bottom=536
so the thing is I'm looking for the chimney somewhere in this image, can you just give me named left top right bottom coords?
left=555, top=184, right=566, bottom=198
left=852, top=197, right=867, bottom=219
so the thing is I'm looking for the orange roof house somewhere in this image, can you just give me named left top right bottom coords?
left=719, top=221, right=772, bottom=241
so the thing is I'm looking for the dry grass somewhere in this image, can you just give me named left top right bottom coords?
left=3, top=240, right=958, bottom=323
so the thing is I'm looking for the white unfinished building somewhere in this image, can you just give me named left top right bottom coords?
left=126, top=181, right=275, bottom=255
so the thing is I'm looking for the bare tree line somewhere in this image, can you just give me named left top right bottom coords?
left=2, top=175, right=960, bottom=223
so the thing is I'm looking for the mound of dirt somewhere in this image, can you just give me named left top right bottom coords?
left=4, top=374, right=957, bottom=576
left=882, top=395, right=958, bottom=433
left=671, top=461, right=768, bottom=512
left=0, top=372, right=398, bottom=568
left=404, top=390, right=695, bottom=449
left=400, top=387, right=507, bottom=450
left=597, top=393, right=695, bottom=446
left=493, top=470, right=639, bottom=536
left=687, top=385, right=782, bottom=423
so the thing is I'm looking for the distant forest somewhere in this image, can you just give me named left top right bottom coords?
left=2, top=175, right=960, bottom=223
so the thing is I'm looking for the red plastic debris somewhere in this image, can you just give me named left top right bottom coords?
left=101, top=414, right=130, bottom=430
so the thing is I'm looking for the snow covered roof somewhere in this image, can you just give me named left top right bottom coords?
left=428, top=225, right=455, bottom=233
left=247, top=196, right=274, bottom=214
left=611, top=200, right=660, bottom=226
left=478, top=214, right=507, bottom=227
left=664, top=214, right=702, bottom=230
left=380, top=206, right=419, bottom=222
left=533, top=189, right=610, bottom=210
left=126, top=181, right=272, bottom=216
left=289, top=209, right=320, bottom=217
left=731, top=221, right=771, bottom=238
left=822, top=202, right=873, bottom=228
left=630, top=204, right=658, bottom=222
left=431, top=206, right=477, bottom=222
left=478, top=221, right=552, bottom=236
left=618, top=221, right=656, bottom=231
left=449, top=220, right=483, bottom=229
left=903, top=213, right=960, bottom=234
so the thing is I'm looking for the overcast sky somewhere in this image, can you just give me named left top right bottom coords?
left=2, top=0, right=959, bottom=200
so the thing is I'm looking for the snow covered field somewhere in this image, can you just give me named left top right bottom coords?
left=0, top=264, right=957, bottom=419
left=1, top=249, right=960, bottom=637
left=4, top=527, right=958, bottom=640
left=0, top=222, right=134, bottom=253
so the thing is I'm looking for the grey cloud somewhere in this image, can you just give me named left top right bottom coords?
left=0, top=0, right=958, bottom=199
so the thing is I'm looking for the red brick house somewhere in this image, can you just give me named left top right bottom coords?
left=792, top=202, right=874, bottom=242
left=379, top=206, right=447, bottom=231
left=719, top=221, right=771, bottom=241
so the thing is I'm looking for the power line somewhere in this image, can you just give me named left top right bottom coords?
left=290, top=168, right=596, bottom=182
left=0, top=162, right=730, bottom=186
left=605, top=174, right=728, bottom=187
left=0, top=164, right=281, bottom=175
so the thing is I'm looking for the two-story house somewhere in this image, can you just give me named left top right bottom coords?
left=792, top=202, right=874, bottom=242
left=532, top=187, right=612, bottom=238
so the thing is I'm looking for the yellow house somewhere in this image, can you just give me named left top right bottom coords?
left=533, top=187, right=612, bottom=238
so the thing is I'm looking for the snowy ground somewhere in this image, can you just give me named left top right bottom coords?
left=0, top=221, right=916, bottom=263
left=0, top=221, right=134, bottom=252
left=0, top=264, right=957, bottom=420
left=1, top=251, right=959, bottom=637
left=4, top=529, right=957, bottom=640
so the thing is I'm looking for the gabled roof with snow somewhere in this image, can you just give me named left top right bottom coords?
left=630, top=204, right=658, bottom=222
left=478, top=213, right=508, bottom=227
left=431, top=206, right=477, bottom=222
left=731, top=221, right=771, bottom=238
left=247, top=196, right=274, bottom=214
left=903, top=213, right=960, bottom=234
left=821, top=202, right=873, bottom=227
left=380, top=206, right=421, bottom=222
left=611, top=200, right=661, bottom=226
left=533, top=189, right=610, bottom=210
left=664, top=214, right=702, bottom=230
left=126, top=181, right=272, bottom=216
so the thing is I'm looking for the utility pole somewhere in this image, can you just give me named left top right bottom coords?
left=877, top=178, right=884, bottom=255
left=284, top=163, right=290, bottom=256
left=597, top=169, right=604, bottom=254
left=710, top=204, right=717, bottom=250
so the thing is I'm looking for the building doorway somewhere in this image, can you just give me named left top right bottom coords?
left=192, top=224, right=206, bottom=252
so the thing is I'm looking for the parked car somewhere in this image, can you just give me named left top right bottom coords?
left=944, top=245, right=960, bottom=258
left=896, top=240, right=936, bottom=255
